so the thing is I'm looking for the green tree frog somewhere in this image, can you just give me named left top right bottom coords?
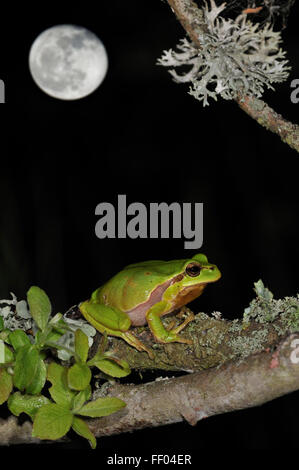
left=80, top=254, right=221, bottom=358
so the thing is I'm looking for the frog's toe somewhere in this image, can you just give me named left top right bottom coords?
left=121, top=331, right=154, bottom=359
left=174, top=335, right=193, bottom=345
left=166, top=319, right=177, bottom=331
left=167, top=333, right=193, bottom=345
left=171, top=312, right=195, bottom=335
left=154, top=329, right=193, bottom=345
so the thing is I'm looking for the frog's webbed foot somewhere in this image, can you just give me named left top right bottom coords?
left=170, top=311, right=195, bottom=335
left=120, top=331, right=154, bottom=359
left=166, top=319, right=177, bottom=331
left=164, top=311, right=195, bottom=344
left=148, top=309, right=195, bottom=345
left=166, top=311, right=195, bottom=333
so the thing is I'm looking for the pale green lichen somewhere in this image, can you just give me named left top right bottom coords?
left=243, top=280, right=276, bottom=324
left=0, top=293, right=32, bottom=332
left=228, top=318, right=243, bottom=333
left=226, top=280, right=299, bottom=359
left=243, top=280, right=299, bottom=334
left=195, top=311, right=211, bottom=321
left=198, top=326, right=226, bottom=348
left=158, top=0, right=290, bottom=106
left=228, top=327, right=269, bottom=359
left=280, top=304, right=299, bottom=332
left=272, top=300, right=299, bottom=335
left=211, top=311, right=223, bottom=320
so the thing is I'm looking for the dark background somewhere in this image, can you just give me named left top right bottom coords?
left=0, top=0, right=298, bottom=455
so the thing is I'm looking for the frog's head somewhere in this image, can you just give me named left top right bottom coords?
left=180, top=253, right=221, bottom=287
left=167, top=253, right=221, bottom=309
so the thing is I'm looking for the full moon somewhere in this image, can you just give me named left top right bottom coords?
left=29, top=25, right=108, bottom=100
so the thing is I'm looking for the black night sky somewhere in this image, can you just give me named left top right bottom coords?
left=0, top=0, right=299, bottom=455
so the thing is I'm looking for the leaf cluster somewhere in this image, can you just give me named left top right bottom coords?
left=0, top=287, right=130, bottom=448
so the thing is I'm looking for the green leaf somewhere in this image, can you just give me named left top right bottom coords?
left=49, top=313, right=69, bottom=333
left=72, top=416, right=96, bottom=449
left=0, top=316, right=4, bottom=331
left=0, top=368, right=13, bottom=404
left=34, top=330, right=46, bottom=346
left=26, top=356, right=47, bottom=395
left=9, top=329, right=31, bottom=351
left=8, top=391, right=50, bottom=419
left=77, top=397, right=126, bottom=418
left=75, top=329, right=89, bottom=363
left=90, top=357, right=131, bottom=378
left=5, top=346, right=14, bottom=363
left=47, top=362, right=75, bottom=409
left=13, top=345, right=39, bottom=392
left=67, top=363, right=91, bottom=391
left=72, top=386, right=91, bottom=413
left=32, top=403, right=73, bottom=440
left=27, top=286, right=51, bottom=332
left=0, top=340, right=4, bottom=364
left=0, top=329, right=12, bottom=343
left=44, top=329, right=63, bottom=344
left=0, top=341, right=14, bottom=364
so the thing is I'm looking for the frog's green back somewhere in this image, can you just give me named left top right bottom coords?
left=97, top=259, right=189, bottom=312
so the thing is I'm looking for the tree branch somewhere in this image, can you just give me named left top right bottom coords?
left=165, top=0, right=299, bottom=153
left=236, top=94, right=299, bottom=152
left=1, top=331, right=298, bottom=444
left=88, top=332, right=299, bottom=436
left=0, top=287, right=298, bottom=444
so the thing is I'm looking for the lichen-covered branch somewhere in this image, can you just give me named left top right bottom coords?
left=2, top=331, right=299, bottom=444
left=163, top=0, right=299, bottom=153
left=1, top=286, right=298, bottom=445
left=87, top=332, right=299, bottom=437
left=97, top=291, right=299, bottom=372
left=167, top=0, right=208, bottom=43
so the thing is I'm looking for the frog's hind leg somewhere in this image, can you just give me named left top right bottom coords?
left=79, top=301, right=154, bottom=359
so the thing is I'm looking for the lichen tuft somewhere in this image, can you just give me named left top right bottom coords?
left=158, top=0, right=290, bottom=106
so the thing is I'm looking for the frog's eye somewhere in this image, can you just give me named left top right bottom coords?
left=185, top=262, right=201, bottom=277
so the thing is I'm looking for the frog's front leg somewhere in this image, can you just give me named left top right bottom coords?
left=80, top=301, right=154, bottom=358
left=146, top=301, right=194, bottom=344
